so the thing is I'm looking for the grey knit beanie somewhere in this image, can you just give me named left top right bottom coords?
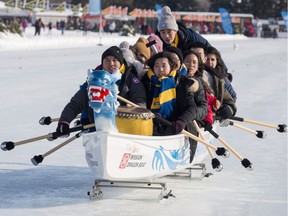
left=157, top=6, right=178, bottom=32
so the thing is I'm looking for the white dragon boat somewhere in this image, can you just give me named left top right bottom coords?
left=83, top=69, right=217, bottom=199
left=83, top=130, right=213, bottom=182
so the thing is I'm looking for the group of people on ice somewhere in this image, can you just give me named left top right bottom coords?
left=55, top=6, right=238, bottom=162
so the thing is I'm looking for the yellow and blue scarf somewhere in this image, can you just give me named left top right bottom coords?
left=147, top=69, right=177, bottom=119
left=170, top=33, right=179, bottom=47
left=179, top=64, right=187, bottom=75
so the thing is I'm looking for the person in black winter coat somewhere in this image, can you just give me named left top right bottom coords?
left=142, top=52, right=207, bottom=162
left=186, top=43, right=237, bottom=121
left=155, top=6, right=211, bottom=54
left=55, top=46, right=146, bottom=137
left=205, top=46, right=237, bottom=101
left=155, top=6, right=232, bottom=81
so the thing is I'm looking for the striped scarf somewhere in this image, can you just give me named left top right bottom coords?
left=179, top=64, right=187, bottom=75
left=147, top=69, right=177, bottom=119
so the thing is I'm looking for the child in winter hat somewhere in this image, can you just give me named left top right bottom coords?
left=101, top=46, right=124, bottom=65
left=157, top=6, right=178, bottom=32
left=147, top=34, right=163, bottom=54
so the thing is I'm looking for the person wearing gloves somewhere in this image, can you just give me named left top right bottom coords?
left=55, top=46, right=146, bottom=138
left=188, top=42, right=237, bottom=120
left=183, top=49, right=220, bottom=131
left=141, top=52, right=207, bottom=162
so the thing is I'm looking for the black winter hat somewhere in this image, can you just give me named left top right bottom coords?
left=102, top=46, right=124, bottom=65
left=164, top=46, right=183, bottom=64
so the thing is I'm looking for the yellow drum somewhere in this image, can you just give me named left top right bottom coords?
left=116, top=106, right=154, bottom=136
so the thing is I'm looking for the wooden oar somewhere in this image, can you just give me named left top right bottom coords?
left=230, top=116, right=287, bottom=133
left=207, top=129, right=253, bottom=170
left=31, top=132, right=81, bottom=166
left=1, top=123, right=95, bottom=151
left=220, top=119, right=267, bottom=139
left=193, top=120, right=223, bottom=171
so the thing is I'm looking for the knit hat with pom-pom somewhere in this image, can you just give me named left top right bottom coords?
left=119, top=41, right=135, bottom=65
left=157, top=6, right=178, bottom=32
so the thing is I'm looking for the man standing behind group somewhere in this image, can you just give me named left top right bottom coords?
left=155, top=6, right=211, bottom=53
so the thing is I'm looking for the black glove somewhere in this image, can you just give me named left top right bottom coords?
left=216, top=105, right=234, bottom=120
left=204, top=121, right=213, bottom=131
left=56, top=122, right=70, bottom=138
left=172, top=119, right=186, bottom=134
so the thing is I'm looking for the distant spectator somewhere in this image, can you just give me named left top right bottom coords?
left=272, top=28, right=278, bottom=39
left=60, top=20, right=65, bottom=35
left=82, top=20, right=88, bottom=36
left=21, top=19, right=27, bottom=33
left=248, top=24, right=254, bottom=37
left=48, top=22, right=52, bottom=35
left=256, top=18, right=263, bottom=38
left=141, top=22, right=149, bottom=35
left=34, top=18, right=45, bottom=36
left=109, top=21, right=116, bottom=34
left=146, top=26, right=153, bottom=35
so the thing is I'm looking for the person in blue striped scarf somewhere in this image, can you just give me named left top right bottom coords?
left=141, top=52, right=208, bottom=162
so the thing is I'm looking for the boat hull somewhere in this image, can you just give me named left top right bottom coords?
left=82, top=129, right=216, bottom=181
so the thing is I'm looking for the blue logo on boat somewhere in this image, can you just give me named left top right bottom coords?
left=152, top=142, right=190, bottom=171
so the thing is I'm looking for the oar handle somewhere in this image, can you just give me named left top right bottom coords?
left=230, top=116, right=244, bottom=122
left=48, top=123, right=95, bottom=140
left=39, top=114, right=81, bottom=125
left=193, top=121, right=215, bottom=158
left=230, top=116, right=278, bottom=129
